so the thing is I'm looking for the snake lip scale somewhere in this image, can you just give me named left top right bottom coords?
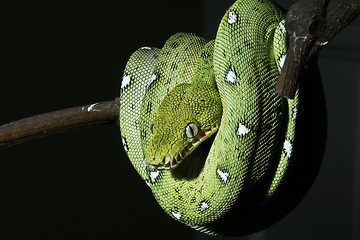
left=149, top=124, right=219, bottom=170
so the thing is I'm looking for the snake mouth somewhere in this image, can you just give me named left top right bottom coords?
left=149, top=124, right=219, bottom=170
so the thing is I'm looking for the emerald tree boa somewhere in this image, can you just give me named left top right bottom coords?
left=119, top=0, right=326, bottom=236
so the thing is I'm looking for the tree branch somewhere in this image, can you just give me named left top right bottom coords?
left=276, top=0, right=360, bottom=98
left=1, top=0, right=359, bottom=149
left=0, top=99, right=120, bottom=150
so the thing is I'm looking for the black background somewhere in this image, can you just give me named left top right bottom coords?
left=1, top=1, right=360, bottom=240
left=1, top=1, right=204, bottom=239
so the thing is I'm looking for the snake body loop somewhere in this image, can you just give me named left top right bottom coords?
left=119, top=0, right=326, bottom=236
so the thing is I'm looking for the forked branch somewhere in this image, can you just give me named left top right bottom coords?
left=276, top=0, right=360, bottom=98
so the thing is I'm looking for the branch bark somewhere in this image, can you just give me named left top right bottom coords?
left=0, top=99, right=120, bottom=150
left=276, top=0, right=360, bottom=98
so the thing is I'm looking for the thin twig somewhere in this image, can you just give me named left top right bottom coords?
left=0, top=98, right=120, bottom=150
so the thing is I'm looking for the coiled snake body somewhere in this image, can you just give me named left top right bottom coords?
left=119, top=0, right=326, bottom=236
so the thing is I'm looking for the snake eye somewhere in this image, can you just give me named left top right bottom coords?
left=150, top=123, right=154, bottom=134
left=185, top=123, right=198, bottom=138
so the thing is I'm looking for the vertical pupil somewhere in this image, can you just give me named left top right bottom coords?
left=186, top=123, right=198, bottom=138
left=189, top=125, right=194, bottom=136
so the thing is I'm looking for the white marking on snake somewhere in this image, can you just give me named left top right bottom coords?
left=151, top=74, right=157, bottom=81
left=237, top=123, right=250, bottom=137
left=217, top=169, right=229, bottom=183
left=122, top=137, right=128, bottom=152
left=150, top=171, right=160, bottom=182
left=171, top=211, right=182, bottom=220
left=121, top=74, right=131, bottom=89
left=200, top=202, right=209, bottom=211
left=279, top=21, right=286, bottom=34
left=279, top=54, right=286, bottom=69
left=293, top=108, right=298, bottom=120
left=145, top=181, right=150, bottom=187
left=140, top=46, right=152, bottom=50
left=284, top=140, right=292, bottom=158
left=226, top=70, right=236, bottom=84
left=87, top=103, right=100, bottom=112
left=148, top=73, right=158, bottom=87
left=228, top=11, right=237, bottom=24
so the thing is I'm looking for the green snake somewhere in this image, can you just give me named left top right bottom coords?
left=119, top=0, right=326, bottom=236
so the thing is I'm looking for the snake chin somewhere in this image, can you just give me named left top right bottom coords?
left=149, top=124, right=219, bottom=171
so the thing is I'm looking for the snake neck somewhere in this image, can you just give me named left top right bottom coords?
left=145, top=39, right=223, bottom=170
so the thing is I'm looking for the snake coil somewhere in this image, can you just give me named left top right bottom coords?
left=119, top=0, right=326, bottom=236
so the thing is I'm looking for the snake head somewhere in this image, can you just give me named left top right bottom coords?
left=145, top=83, right=222, bottom=170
